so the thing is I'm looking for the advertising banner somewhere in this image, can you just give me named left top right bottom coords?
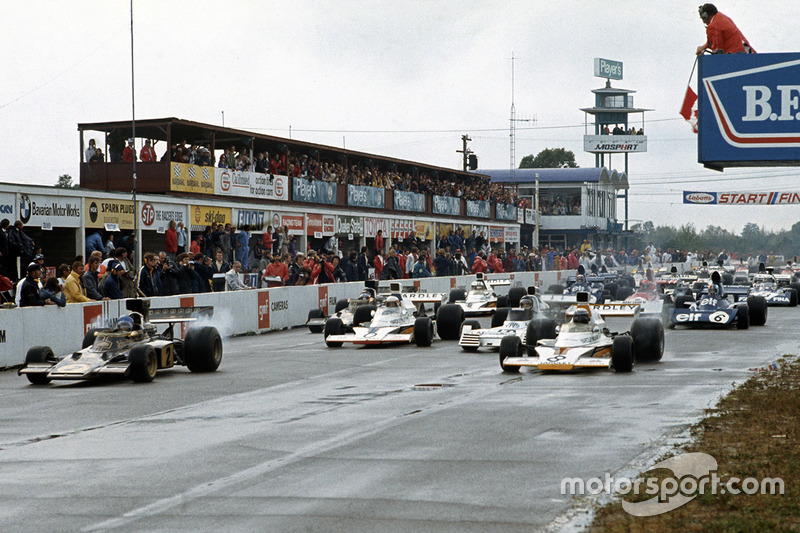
left=274, top=213, right=304, bottom=235
left=489, top=226, right=504, bottom=243
left=414, top=220, right=434, bottom=241
left=170, top=163, right=215, bottom=194
left=234, top=208, right=269, bottom=231
left=293, top=177, right=336, bottom=205
left=216, top=169, right=289, bottom=202
left=455, top=223, right=472, bottom=235
left=306, top=213, right=322, bottom=236
left=322, top=215, right=335, bottom=236
left=18, top=193, right=81, bottom=228
left=390, top=219, right=414, bottom=240
left=465, top=199, right=490, bottom=218
left=139, top=202, right=187, bottom=233
left=347, top=184, right=384, bottom=209
left=190, top=205, right=231, bottom=231
left=505, top=226, right=520, bottom=242
left=393, top=190, right=425, bottom=212
left=495, top=203, right=518, bottom=221
left=525, top=208, right=535, bottom=224
left=364, top=217, right=390, bottom=237
left=683, top=190, right=800, bottom=205
left=432, top=195, right=460, bottom=216
left=337, top=215, right=363, bottom=237
left=0, top=193, right=15, bottom=221
left=698, top=52, right=800, bottom=169
left=85, top=198, right=135, bottom=230
left=583, top=135, right=647, bottom=154
left=435, top=223, right=454, bottom=242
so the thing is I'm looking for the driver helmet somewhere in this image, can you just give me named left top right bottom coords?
left=573, top=308, right=590, bottom=324
left=117, top=315, right=134, bottom=332
left=519, top=295, right=534, bottom=310
left=708, top=283, right=719, bottom=296
left=471, top=281, right=483, bottom=290
left=576, top=274, right=585, bottom=283
left=385, top=296, right=401, bottom=308
left=359, top=290, right=372, bottom=300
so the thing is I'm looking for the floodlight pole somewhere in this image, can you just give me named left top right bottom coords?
left=130, top=0, right=141, bottom=270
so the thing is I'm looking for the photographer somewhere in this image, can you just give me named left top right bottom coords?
left=159, top=254, right=180, bottom=295
left=453, top=249, right=470, bottom=275
left=311, top=254, right=335, bottom=284
left=331, top=256, right=347, bottom=282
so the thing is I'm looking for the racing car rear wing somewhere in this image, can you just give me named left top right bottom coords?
left=148, top=306, right=214, bottom=323
left=697, top=285, right=749, bottom=296
left=588, top=303, right=641, bottom=317
left=400, top=293, right=446, bottom=304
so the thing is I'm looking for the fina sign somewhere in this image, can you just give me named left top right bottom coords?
left=594, top=58, right=623, bottom=80
left=699, top=52, right=800, bottom=169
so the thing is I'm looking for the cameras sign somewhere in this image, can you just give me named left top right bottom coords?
left=699, top=53, right=800, bottom=169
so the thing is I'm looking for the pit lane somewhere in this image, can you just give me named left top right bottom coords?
left=0, top=306, right=796, bottom=532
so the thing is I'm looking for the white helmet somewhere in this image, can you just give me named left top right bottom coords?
left=386, top=296, right=401, bottom=308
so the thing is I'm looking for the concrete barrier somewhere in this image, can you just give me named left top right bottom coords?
left=1, top=270, right=575, bottom=368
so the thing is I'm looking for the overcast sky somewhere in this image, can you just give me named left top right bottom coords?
left=3, top=0, right=799, bottom=233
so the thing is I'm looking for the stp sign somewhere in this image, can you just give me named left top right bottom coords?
left=699, top=53, right=800, bottom=169
left=141, top=203, right=156, bottom=227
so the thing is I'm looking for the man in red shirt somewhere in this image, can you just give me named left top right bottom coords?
left=122, top=139, right=136, bottom=162
left=140, top=139, right=157, bottom=162
left=696, top=4, right=754, bottom=55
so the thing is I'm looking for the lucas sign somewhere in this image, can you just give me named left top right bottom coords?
left=699, top=53, right=800, bottom=169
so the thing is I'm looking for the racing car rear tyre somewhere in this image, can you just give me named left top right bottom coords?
left=499, top=335, right=522, bottom=373
left=307, top=309, right=325, bottom=333
left=129, top=345, right=158, bottom=382
left=547, top=284, right=565, bottom=295
left=525, top=319, right=558, bottom=357
left=507, top=287, right=527, bottom=307
left=746, top=296, right=768, bottom=326
left=736, top=306, right=750, bottom=330
left=604, top=283, right=619, bottom=300
left=722, top=273, right=734, bottom=285
left=491, top=308, right=510, bottom=328
left=496, top=295, right=509, bottom=308
left=352, top=304, right=376, bottom=327
left=335, top=299, right=349, bottom=313
left=82, top=328, right=108, bottom=350
left=616, top=286, right=634, bottom=301
left=24, top=346, right=55, bottom=385
left=630, top=318, right=664, bottom=362
left=414, top=317, right=433, bottom=347
left=448, top=288, right=467, bottom=303
left=674, top=294, right=694, bottom=309
left=184, top=327, right=223, bottom=372
left=324, top=318, right=344, bottom=347
left=790, top=289, right=799, bottom=307
left=436, top=304, right=464, bottom=340
left=460, top=320, right=481, bottom=352
left=611, top=336, right=635, bottom=373
left=790, top=282, right=800, bottom=298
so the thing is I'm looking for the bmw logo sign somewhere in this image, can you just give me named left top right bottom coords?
left=89, top=202, right=98, bottom=223
left=19, top=194, right=31, bottom=224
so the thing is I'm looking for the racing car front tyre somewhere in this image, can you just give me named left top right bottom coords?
left=499, top=336, right=521, bottom=373
left=746, top=296, right=768, bottom=326
left=335, top=299, right=349, bottom=313
left=507, top=287, right=527, bottom=307
left=491, top=308, right=510, bottom=328
left=184, top=327, right=223, bottom=372
left=449, top=288, right=467, bottom=303
left=525, top=319, right=558, bottom=357
left=324, top=318, right=344, bottom=347
left=611, top=336, right=634, bottom=373
left=790, top=283, right=800, bottom=299
left=789, top=288, right=799, bottom=307
left=307, top=309, right=325, bottom=333
left=352, top=305, right=376, bottom=327
left=129, top=345, right=158, bottom=382
left=414, top=317, right=434, bottom=347
left=82, top=328, right=108, bottom=350
left=736, top=306, right=750, bottom=330
left=722, top=273, right=734, bottom=285
left=496, top=295, right=509, bottom=308
left=24, top=346, right=55, bottom=385
left=436, top=304, right=464, bottom=340
left=630, top=318, right=664, bottom=362
left=604, top=283, right=619, bottom=300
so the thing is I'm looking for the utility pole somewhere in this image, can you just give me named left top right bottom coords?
left=457, top=134, right=473, bottom=171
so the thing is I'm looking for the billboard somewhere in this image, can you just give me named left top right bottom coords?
left=698, top=53, right=800, bottom=169
left=293, top=177, right=336, bottom=205
left=18, top=193, right=81, bottom=228
left=139, top=202, right=187, bottom=233
left=683, top=190, right=800, bottom=205
left=583, top=135, right=646, bottom=153
left=170, top=163, right=215, bottom=194
left=190, top=205, right=230, bottom=231
left=594, top=58, right=623, bottom=80
left=85, top=198, right=135, bottom=230
left=217, top=170, right=289, bottom=202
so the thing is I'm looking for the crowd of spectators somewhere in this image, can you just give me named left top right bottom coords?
left=600, top=125, right=644, bottom=135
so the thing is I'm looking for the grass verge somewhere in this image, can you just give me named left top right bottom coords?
left=589, top=356, right=800, bottom=532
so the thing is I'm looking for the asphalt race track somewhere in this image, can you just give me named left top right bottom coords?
left=1, top=306, right=797, bottom=532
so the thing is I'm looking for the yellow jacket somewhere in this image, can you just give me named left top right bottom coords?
left=64, top=271, right=92, bottom=303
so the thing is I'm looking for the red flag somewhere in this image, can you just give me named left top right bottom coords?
left=680, top=86, right=698, bottom=133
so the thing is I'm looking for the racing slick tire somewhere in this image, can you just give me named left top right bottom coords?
left=499, top=335, right=522, bottom=373
left=129, top=345, right=158, bottom=382
left=335, top=299, right=349, bottom=313
left=82, top=328, right=108, bottom=350
left=352, top=304, right=376, bottom=327
left=630, top=318, right=664, bottom=362
left=496, top=295, right=509, bottom=308
left=616, top=286, right=634, bottom=301
left=460, top=320, right=481, bottom=352
left=722, top=273, right=734, bottom=285
left=736, top=305, right=750, bottom=330
left=324, top=318, right=344, bottom=347
left=789, top=288, right=799, bottom=307
left=746, top=296, right=768, bottom=326
left=525, top=318, right=558, bottom=357
left=414, top=317, right=434, bottom=347
left=184, top=326, right=223, bottom=372
left=436, top=304, right=464, bottom=340
left=307, top=309, right=325, bottom=334
left=491, top=308, right=510, bottom=328
left=547, top=284, right=565, bottom=295
left=507, top=287, right=527, bottom=307
left=611, top=335, right=635, bottom=373
left=604, top=283, right=619, bottom=300
left=790, top=282, right=800, bottom=298
left=674, top=294, right=695, bottom=309
left=24, top=346, right=55, bottom=385
left=448, top=288, right=467, bottom=303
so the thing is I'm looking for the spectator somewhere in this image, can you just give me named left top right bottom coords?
left=64, top=261, right=92, bottom=303
left=375, top=229, right=384, bottom=254
left=85, top=138, right=97, bottom=162
left=89, top=148, right=104, bottom=163
left=56, top=263, right=70, bottom=288
left=471, top=251, right=488, bottom=274
left=235, top=225, right=251, bottom=270
left=263, top=254, right=288, bottom=287
left=40, top=276, right=66, bottom=307
left=159, top=254, right=180, bottom=296
left=103, top=264, right=126, bottom=300
left=20, top=264, right=54, bottom=307
left=8, top=220, right=35, bottom=281
left=380, top=249, right=402, bottom=280
left=176, top=221, right=188, bottom=254
left=331, top=256, right=347, bottom=282
left=140, top=139, right=156, bottom=162
left=342, top=250, right=359, bottom=282
left=412, top=255, right=431, bottom=278
left=225, top=261, right=250, bottom=290
left=165, top=220, right=178, bottom=260
left=696, top=3, right=754, bottom=55
left=287, top=253, right=304, bottom=285
left=85, top=230, right=104, bottom=258
left=175, top=253, right=195, bottom=294
left=0, top=218, right=8, bottom=278
left=122, top=139, right=136, bottom=162
left=374, top=249, right=385, bottom=280
left=311, top=256, right=335, bottom=284
left=280, top=226, right=290, bottom=256
left=453, top=249, right=469, bottom=275
left=433, top=249, right=452, bottom=276
left=262, top=225, right=273, bottom=257
left=82, top=256, right=108, bottom=300
left=137, top=253, right=161, bottom=297
left=211, top=249, right=230, bottom=292
left=357, top=246, right=369, bottom=282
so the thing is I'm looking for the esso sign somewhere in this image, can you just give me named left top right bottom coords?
left=141, top=203, right=156, bottom=226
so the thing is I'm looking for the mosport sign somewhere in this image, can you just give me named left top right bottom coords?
left=699, top=53, right=800, bottom=169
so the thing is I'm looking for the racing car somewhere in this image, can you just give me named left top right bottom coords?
left=499, top=292, right=664, bottom=373
left=611, top=279, right=665, bottom=317
left=19, top=300, right=223, bottom=384
left=323, top=291, right=445, bottom=347
left=445, top=272, right=517, bottom=317
left=458, top=291, right=552, bottom=352
left=668, top=272, right=767, bottom=329
left=307, top=288, right=377, bottom=333
left=747, top=273, right=799, bottom=307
